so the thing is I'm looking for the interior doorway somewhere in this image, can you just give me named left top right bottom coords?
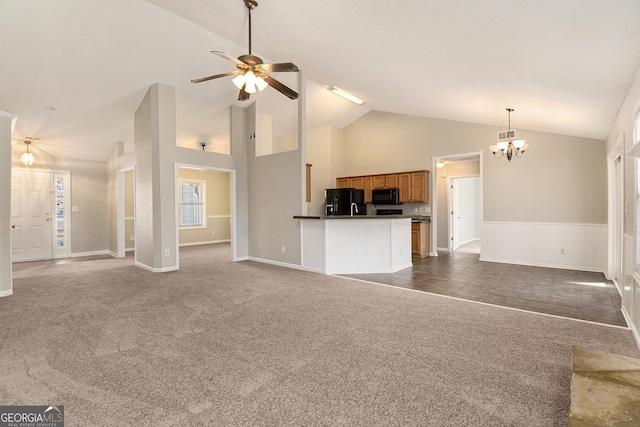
left=431, top=152, right=483, bottom=257
left=450, top=175, right=481, bottom=253
left=606, top=140, right=624, bottom=295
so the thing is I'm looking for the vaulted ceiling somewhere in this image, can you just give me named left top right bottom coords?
left=2, top=0, right=639, bottom=161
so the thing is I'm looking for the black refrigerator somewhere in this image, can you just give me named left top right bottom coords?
left=325, top=188, right=366, bottom=216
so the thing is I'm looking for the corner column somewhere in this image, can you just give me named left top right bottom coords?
left=134, top=84, right=178, bottom=272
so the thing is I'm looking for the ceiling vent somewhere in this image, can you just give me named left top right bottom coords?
left=497, top=129, right=516, bottom=141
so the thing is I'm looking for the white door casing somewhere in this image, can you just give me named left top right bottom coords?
left=11, top=170, right=53, bottom=261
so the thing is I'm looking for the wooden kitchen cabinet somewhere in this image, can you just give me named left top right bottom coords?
left=349, top=176, right=364, bottom=190
left=400, top=170, right=429, bottom=203
left=337, top=170, right=429, bottom=202
left=411, top=222, right=430, bottom=258
left=372, top=173, right=398, bottom=189
left=336, top=177, right=349, bottom=188
left=363, top=176, right=373, bottom=203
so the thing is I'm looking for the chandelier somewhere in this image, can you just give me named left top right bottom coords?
left=490, top=108, right=528, bottom=161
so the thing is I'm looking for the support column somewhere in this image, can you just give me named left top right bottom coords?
left=134, top=84, right=178, bottom=272
left=0, top=112, right=17, bottom=296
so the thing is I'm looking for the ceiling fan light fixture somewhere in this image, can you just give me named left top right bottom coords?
left=232, top=74, right=246, bottom=89
left=326, top=86, right=364, bottom=105
left=255, top=75, right=268, bottom=91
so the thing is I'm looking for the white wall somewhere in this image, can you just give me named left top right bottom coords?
left=0, top=112, right=16, bottom=297
left=605, top=64, right=640, bottom=345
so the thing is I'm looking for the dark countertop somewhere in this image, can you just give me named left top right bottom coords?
left=293, top=215, right=430, bottom=222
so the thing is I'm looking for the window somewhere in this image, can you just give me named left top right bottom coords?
left=179, top=180, right=206, bottom=228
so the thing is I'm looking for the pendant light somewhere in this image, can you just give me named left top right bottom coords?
left=490, top=108, right=529, bottom=162
left=20, top=140, right=35, bottom=166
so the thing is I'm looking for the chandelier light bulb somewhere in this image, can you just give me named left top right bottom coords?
left=513, top=140, right=526, bottom=149
left=497, top=141, right=508, bottom=151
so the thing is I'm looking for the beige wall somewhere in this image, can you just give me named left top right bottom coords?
left=343, top=110, right=607, bottom=224
left=10, top=152, right=109, bottom=255
left=305, top=126, right=344, bottom=216
left=177, top=167, right=231, bottom=245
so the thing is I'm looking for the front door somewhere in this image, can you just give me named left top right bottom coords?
left=11, top=170, right=53, bottom=261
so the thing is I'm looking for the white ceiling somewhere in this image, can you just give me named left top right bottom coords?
left=2, top=0, right=640, bottom=161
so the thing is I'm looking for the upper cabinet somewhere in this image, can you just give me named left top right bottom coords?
left=373, top=173, right=398, bottom=189
left=337, top=170, right=430, bottom=203
left=336, top=177, right=350, bottom=188
left=399, top=171, right=429, bottom=203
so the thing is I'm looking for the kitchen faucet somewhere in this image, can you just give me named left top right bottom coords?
left=350, top=202, right=358, bottom=216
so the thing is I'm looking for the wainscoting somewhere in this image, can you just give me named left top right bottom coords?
left=482, top=222, right=606, bottom=272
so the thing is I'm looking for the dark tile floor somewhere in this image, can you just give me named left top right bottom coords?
left=342, top=251, right=626, bottom=327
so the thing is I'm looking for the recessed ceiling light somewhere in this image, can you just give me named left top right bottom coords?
left=326, top=86, right=364, bottom=105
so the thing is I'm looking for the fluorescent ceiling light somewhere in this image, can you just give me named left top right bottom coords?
left=326, top=86, right=364, bottom=105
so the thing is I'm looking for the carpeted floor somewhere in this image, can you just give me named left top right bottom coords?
left=2, top=243, right=638, bottom=426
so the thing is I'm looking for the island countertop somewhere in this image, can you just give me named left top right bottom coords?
left=293, top=215, right=430, bottom=222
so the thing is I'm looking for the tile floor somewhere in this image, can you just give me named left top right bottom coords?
left=342, top=251, right=626, bottom=327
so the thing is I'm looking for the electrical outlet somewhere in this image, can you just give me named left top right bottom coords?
left=413, top=207, right=418, bottom=213
left=165, top=249, right=170, bottom=257
left=281, top=246, right=286, bottom=253
left=211, top=230, right=216, bottom=235
left=129, top=235, right=134, bottom=241
left=560, top=248, right=565, bottom=255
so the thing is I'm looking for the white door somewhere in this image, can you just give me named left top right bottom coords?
left=451, top=180, right=460, bottom=250
left=11, top=170, right=53, bottom=261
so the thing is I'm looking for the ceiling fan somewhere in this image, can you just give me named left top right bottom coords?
left=191, top=0, right=299, bottom=101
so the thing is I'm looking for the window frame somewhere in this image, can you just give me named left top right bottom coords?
left=178, top=179, right=207, bottom=230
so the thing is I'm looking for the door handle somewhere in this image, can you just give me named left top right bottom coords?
left=46, top=218, right=51, bottom=221
left=11, top=225, right=15, bottom=229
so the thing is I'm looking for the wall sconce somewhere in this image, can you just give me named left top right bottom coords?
left=20, top=140, right=35, bottom=166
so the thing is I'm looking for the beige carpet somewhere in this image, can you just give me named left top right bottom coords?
left=2, top=243, right=638, bottom=426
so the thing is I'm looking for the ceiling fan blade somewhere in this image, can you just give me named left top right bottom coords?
left=212, top=51, right=248, bottom=67
left=263, top=75, right=299, bottom=100
left=238, top=85, right=250, bottom=101
left=191, top=70, right=238, bottom=84
left=260, top=62, right=299, bottom=73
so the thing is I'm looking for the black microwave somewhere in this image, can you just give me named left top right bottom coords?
left=372, top=188, right=400, bottom=205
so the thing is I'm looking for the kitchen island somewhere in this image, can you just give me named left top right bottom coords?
left=294, top=216, right=412, bottom=274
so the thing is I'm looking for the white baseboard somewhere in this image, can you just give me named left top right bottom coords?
left=179, top=239, right=231, bottom=247
left=72, top=250, right=109, bottom=258
left=621, top=306, right=640, bottom=352
left=436, top=247, right=450, bottom=252
left=134, top=261, right=178, bottom=273
left=234, top=256, right=249, bottom=261
left=459, top=237, right=480, bottom=246
left=248, top=257, right=304, bottom=271
left=107, top=251, right=119, bottom=258
left=0, top=289, right=13, bottom=297
left=479, top=256, right=605, bottom=273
